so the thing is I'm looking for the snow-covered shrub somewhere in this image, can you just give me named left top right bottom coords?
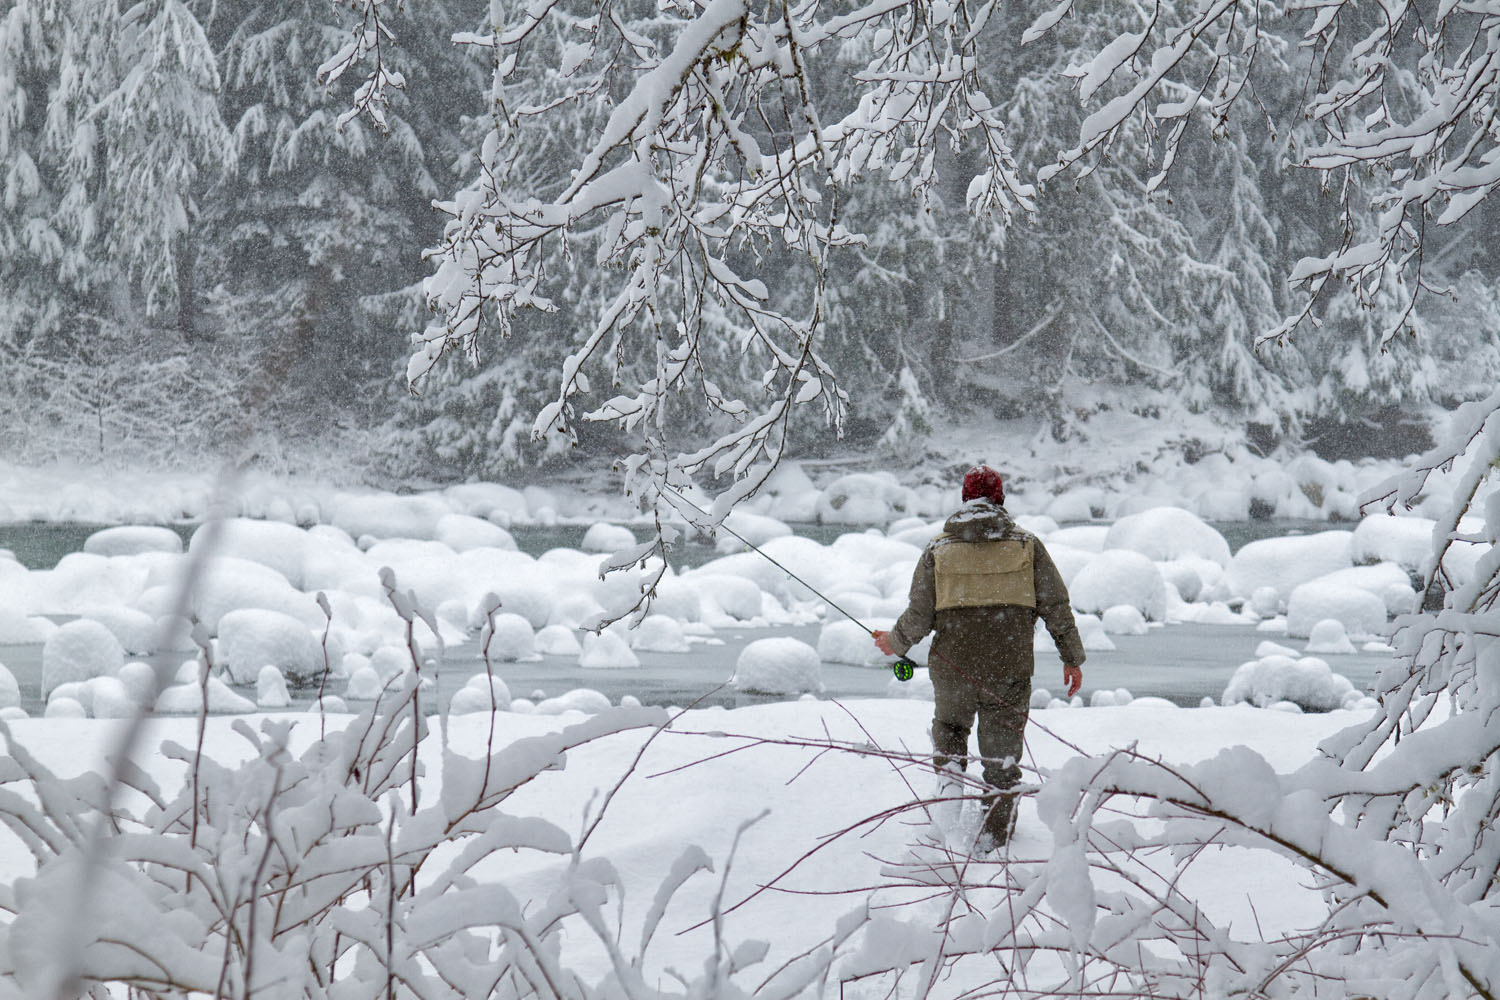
left=1221, top=654, right=1357, bottom=711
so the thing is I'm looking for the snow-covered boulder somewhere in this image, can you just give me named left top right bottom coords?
left=548, top=591, right=608, bottom=629
left=0, top=662, right=19, bottom=709
left=1351, top=514, right=1434, bottom=572
left=436, top=513, right=516, bottom=553
left=83, top=525, right=183, bottom=557
left=1044, top=488, right=1107, bottom=523
left=1221, top=654, right=1358, bottom=711
left=1089, top=688, right=1134, bottom=708
left=1068, top=550, right=1167, bottom=621
left=690, top=574, right=765, bottom=623
left=535, top=625, right=583, bottom=656
left=1105, top=507, right=1231, bottom=567
left=1249, top=586, right=1282, bottom=618
left=650, top=579, right=703, bottom=624
left=888, top=520, right=944, bottom=548
left=578, top=631, right=640, bottom=669
left=189, top=518, right=310, bottom=588
left=1225, top=531, right=1354, bottom=603
left=0, top=609, right=57, bottom=644
left=42, top=620, right=125, bottom=696
left=536, top=688, right=613, bottom=715
left=886, top=667, right=934, bottom=700
left=732, top=637, right=823, bottom=694
left=1046, top=525, right=1109, bottom=552
left=78, top=606, right=157, bottom=655
left=155, top=676, right=257, bottom=715
left=630, top=615, right=690, bottom=653
left=814, top=473, right=919, bottom=525
left=45, top=697, right=86, bottom=719
left=442, top=483, right=529, bottom=526
left=257, top=666, right=291, bottom=708
left=344, top=666, right=384, bottom=701
left=1068, top=614, right=1117, bottom=652
left=1100, top=605, right=1149, bottom=636
left=190, top=556, right=323, bottom=632
left=483, top=613, right=539, bottom=662
left=117, top=661, right=158, bottom=706
left=714, top=511, right=793, bottom=552
left=217, top=609, right=323, bottom=685
left=1304, top=619, right=1356, bottom=655
left=1300, top=563, right=1414, bottom=618
left=451, top=674, right=512, bottom=714
left=1284, top=581, right=1387, bottom=640
left=817, top=619, right=892, bottom=666
left=331, top=493, right=448, bottom=541
left=581, top=522, right=636, bottom=553
left=1039, top=544, right=1095, bottom=589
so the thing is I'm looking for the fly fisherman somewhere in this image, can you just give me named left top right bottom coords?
left=874, top=466, right=1086, bottom=852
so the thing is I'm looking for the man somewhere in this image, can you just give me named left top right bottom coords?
left=874, top=465, right=1085, bottom=851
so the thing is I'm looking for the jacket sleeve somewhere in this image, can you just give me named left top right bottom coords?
left=889, top=547, right=936, bottom=657
left=1033, top=541, right=1087, bottom=667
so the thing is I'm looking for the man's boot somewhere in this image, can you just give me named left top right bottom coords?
left=977, top=790, right=1018, bottom=854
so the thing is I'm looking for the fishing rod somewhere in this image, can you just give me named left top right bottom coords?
left=662, top=486, right=917, bottom=682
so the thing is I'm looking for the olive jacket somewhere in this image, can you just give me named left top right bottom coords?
left=887, top=498, right=1087, bottom=679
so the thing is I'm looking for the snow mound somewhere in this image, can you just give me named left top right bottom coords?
left=815, top=473, right=922, bottom=525
left=256, top=666, right=291, bottom=708
left=331, top=493, right=448, bottom=541
left=441, top=482, right=529, bottom=525
left=436, top=513, right=516, bottom=552
left=1066, top=614, right=1117, bottom=652
left=1284, top=581, right=1387, bottom=640
left=1351, top=514, right=1434, bottom=572
left=78, top=606, right=157, bottom=655
left=344, top=667, right=385, bottom=701
left=1304, top=619, right=1356, bottom=655
left=0, top=609, right=57, bottom=644
left=536, top=688, right=612, bottom=715
left=535, top=624, right=583, bottom=656
left=1089, top=688, right=1134, bottom=707
left=1221, top=654, right=1358, bottom=711
left=155, top=675, right=257, bottom=715
left=1105, top=507, right=1231, bottom=566
left=1225, top=531, right=1353, bottom=604
left=733, top=637, right=824, bottom=694
left=715, top=511, right=793, bottom=552
left=0, top=662, right=19, bottom=709
left=83, top=525, right=183, bottom=557
left=630, top=615, right=690, bottom=653
left=484, top=613, right=539, bottom=662
left=578, top=632, right=640, bottom=669
left=689, top=574, right=764, bottom=623
left=189, top=557, right=322, bottom=632
left=217, top=609, right=323, bottom=685
left=1126, top=696, right=1179, bottom=711
left=189, top=518, right=310, bottom=588
left=886, top=668, right=933, bottom=700
left=1069, top=550, right=1167, bottom=621
left=42, top=620, right=125, bottom=696
left=1101, top=605, right=1148, bottom=635
left=818, top=620, right=891, bottom=666
left=451, top=674, right=512, bottom=714
left=1043, top=544, right=1096, bottom=588
left=581, top=522, right=636, bottom=553
left=45, top=697, right=86, bottom=719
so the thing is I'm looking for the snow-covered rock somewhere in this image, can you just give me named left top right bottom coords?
left=1351, top=514, right=1434, bottom=572
left=190, top=556, right=323, bottom=631
left=0, top=609, right=57, bottom=644
left=217, top=609, right=323, bottom=685
left=1046, top=524, right=1109, bottom=552
left=578, top=631, right=640, bottom=669
left=155, top=676, right=257, bottom=715
left=535, top=624, right=583, bottom=656
left=344, top=666, right=385, bottom=701
left=886, top=667, right=933, bottom=700
left=1284, top=581, right=1387, bottom=640
left=1100, top=605, right=1148, bottom=636
left=689, top=574, right=765, bottom=623
left=817, top=620, right=891, bottom=666
left=257, top=665, right=291, bottom=708
left=189, top=518, right=311, bottom=588
left=1304, top=619, right=1356, bottom=655
left=483, top=613, right=539, bottom=662
left=630, top=615, right=690, bottom=653
left=1225, top=531, right=1353, bottom=604
left=1089, top=688, right=1134, bottom=708
left=436, top=513, right=517, bottom=552
left=45, top=697, right=86, bottom=719
left=815, top=473, right=921, bottom=525
left=83, top=525, right=183, bottom=557
left=1068, top=614, right=1117, bottom=652
left=79, top=606, right=157, bottom=655
left=714, top=511, right=793, bottom=552
left=0, top=662, right=19, bottom=709
left=442, top=483, right=529, bottom=526
left=331, top=493, right=448, bottom=541
left=42, top=620, right=125, bottom=696
left=1221, top=654, right=1358, bottom=711
left=536, top=688, right=614, bottom=715
left=1069, top=550, right=1167, bottom=621
left=451, top=674, right=512, bottom=714
left=1249, top=586, right=1282, bottom=617
left=581, top=522, right=636, bottom=553
left=1042, top=543, right=1096, bottom=588
left=1104, top=507, right=1231, bottom=566
left=732, top=637, right=823, bottom=694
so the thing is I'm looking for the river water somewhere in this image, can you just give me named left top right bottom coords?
left=0, top=518, right=1393, bottom=715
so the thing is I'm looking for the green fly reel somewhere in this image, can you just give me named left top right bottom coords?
left=892, top=657, right=916, bottom=682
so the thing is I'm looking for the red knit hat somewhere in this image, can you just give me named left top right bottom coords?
left=961, top=466, right=1004, bottom=504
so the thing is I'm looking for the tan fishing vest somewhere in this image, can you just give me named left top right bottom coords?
left=932, top=536, right=1036, bottom=611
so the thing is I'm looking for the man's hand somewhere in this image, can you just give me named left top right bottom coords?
left=873, top=630, right=895, bottom=656
left=1063, top=664, right=1082, bottom=698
